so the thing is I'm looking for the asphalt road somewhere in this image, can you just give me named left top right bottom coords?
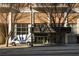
left=0, top=45, right=79, bottom=56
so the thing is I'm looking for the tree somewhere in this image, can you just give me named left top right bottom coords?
left=0, top=3, right=30, bottom=47
left=34, top=3, right=79, bottom=44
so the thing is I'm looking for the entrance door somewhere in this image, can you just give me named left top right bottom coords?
left=77, top=36, right=79, bottom=43
left=34, top=33, right=48, bottom=44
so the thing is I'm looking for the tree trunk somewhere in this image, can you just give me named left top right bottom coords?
left=6, top=37, right=8, bottom=47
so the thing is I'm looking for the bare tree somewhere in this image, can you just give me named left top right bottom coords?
left=0, top=3, right=78, bottom=46
left=0, top=3, right=30, bottom=47
left=34, top=3, right=79, bottom=44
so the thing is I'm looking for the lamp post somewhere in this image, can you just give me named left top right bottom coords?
left=30, top=5, right=34, bottom=47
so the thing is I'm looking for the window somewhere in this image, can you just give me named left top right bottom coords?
left=16, top=24, right=28, bottom=35
left=34, top=33, right=48, bottom=44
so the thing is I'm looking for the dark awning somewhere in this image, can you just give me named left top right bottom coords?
left=52, top=27, right=71, bottom=33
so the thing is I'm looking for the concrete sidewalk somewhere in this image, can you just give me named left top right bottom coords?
left=0, top=44, right=29, bottom=49
left=0, top=43, right=79, bottom=49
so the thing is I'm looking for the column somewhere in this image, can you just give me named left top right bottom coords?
left=14, top=24, right=17, bottom=37
left=65, top=34, right=68, bottom=44
left=48, top=12, right=51, bottom=26
left=77, top=18, right=79, bottom=34
left=64, top=12, right=68, bottom=27
left=31, top=12, right=35, bottom=25
left=31, top=12, right=35, bottom=46
left=26, top=24, right=31, bottom=42
left=8, top=12, right=12, bottom=44
left=64, top=12, right=68, bottom=44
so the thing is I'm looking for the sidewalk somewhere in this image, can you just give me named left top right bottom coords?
left=33, top=43, right=69, bottom=46
left=0, top=43, right=79, bottom=49
left=0, top=44, right=29, bottom=49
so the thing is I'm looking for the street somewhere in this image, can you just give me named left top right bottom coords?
left=0, top=44, right=79, bottom=56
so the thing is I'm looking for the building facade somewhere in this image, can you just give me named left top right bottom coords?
left=0, top=3, right=79, bottom=45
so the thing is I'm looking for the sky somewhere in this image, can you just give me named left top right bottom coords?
left=0, top=0, right=79, bottom=3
